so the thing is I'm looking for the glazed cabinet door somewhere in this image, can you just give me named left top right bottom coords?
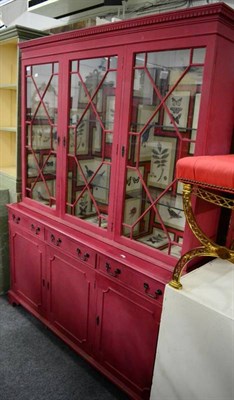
left=95, top=274, right=161, bottom=400
left=23, top=61, right=60, bottom=211
left=46, top=246, right=96, bottom=355
left=9, top=224, right=46, bottom=315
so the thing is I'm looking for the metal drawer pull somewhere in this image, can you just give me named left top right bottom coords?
left=143, top=283, right=162, bottom=299
left=50, top=234, right=62, bottom=246
left=76, top=248, right=90, bottom=261
left=12, top=214, right=20, bottom=224
left=105, top=262, right=121, bottom=277
left=31, top=224, right=41, bottom=235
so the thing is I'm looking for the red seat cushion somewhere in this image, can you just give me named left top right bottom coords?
left=176, top=155, right=234, bottom=191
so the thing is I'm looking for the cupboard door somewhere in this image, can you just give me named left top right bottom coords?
left=9, top=225, right=46, bottom=315
left=119, top=47, right=206, bottom=259
left=65, top=55, right=120, bottom=231
left=47, top=246, right=96, bottom=354
left=95, top=274, right=161, bottom=400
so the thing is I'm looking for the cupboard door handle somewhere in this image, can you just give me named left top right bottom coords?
left=50, top=234, right=55, bottom=243
left=31, top=224, right=35, bottom=231
left=143, top=283, right=162, bottom=299
left=105, top=263, right=121, bottom=277
left=35, top=227, right=41, bottom=235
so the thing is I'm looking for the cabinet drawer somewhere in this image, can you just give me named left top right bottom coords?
left=45, top=228, right=96, bottom=268
left=9, top=210, right=44, bottom=239
left=98, top=255, right=165, bottom=303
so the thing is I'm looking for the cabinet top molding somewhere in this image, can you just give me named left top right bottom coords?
left=19, top=3, right=233, bottom=51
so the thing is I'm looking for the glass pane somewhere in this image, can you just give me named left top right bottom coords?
left=25, top=62, right=58, bottom=209
left=66, top=55, right=118, bottom=228
left=192, top=48, right=206, bottom=64
left=124, top=47, right=205, bottom=257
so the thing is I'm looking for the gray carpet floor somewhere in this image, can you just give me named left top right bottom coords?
left=0, top=296, right=130, bottom=400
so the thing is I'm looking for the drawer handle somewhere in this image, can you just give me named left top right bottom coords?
left=143, top=283, right=162, bottom=299
left=50, top=234, right=62, bottom=247
left=105, top=262, right=121, bottom=278
left=12, top=214, right=20, bottom=224
left=31, top=224, right=41, bottom=235
left=76, top=248, right=90, bottom=262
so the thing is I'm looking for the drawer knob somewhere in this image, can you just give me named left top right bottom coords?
left=105, top=262, right=121, bottom=278
left=143, top=283, right=162, bottom=299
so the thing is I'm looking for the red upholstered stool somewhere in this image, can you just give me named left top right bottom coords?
left=169, top=155, right=234, bottom=289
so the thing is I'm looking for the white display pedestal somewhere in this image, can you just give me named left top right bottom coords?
left=150, top=259, right=234, bottom=400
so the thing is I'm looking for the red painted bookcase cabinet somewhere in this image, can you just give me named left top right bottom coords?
left=8, top=4, right=234, bottom=400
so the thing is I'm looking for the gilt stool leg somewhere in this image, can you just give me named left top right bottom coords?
left=169, top=183, right=234, bottom=289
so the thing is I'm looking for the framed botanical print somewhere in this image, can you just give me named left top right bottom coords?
left=163, top=90, right=190, bottom=131
left=147, top=136, right=177, bottom=189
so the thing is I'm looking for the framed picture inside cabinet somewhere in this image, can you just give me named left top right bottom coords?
left=134, top=104, right=159, bottom=162
left=133, top=68, right=156, bottom=104
left=77, top=159, right=110, bottom=204
left=31, top=180, right=55, bottom=204
left=75, top=191, right=93, bottom=217
left=123, top=197, right=142, bottom=235
left=189, top=93, right=201, bottom=154
left=156, top=194, right=185, bottom=231
left=31, top=124, right=51, bottom=150
left=42, top=155, right=56, bottom=174
left=126, top=166, right=144, bottom=194
left=27, top=153, right=39, bottom=177
left=137, top=227, right=174, bottom=249
left=163, top=91, right=190, bottom=131
left=69, top=109, right=90, bottom=155
left=147, top=136, right=177, bottom=189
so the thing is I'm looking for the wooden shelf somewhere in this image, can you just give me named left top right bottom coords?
left=0, top=127, right=17, bottom=132
left=0, top=84, right=17, bottom=90
left=0, top=166, right=16, bottom=178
